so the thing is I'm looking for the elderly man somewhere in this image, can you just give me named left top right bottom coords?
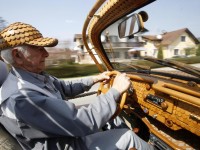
left=0, top=22, right=154, bottom=150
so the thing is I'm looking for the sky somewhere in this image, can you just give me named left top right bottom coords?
left=1, top=0, right=200, bottom=43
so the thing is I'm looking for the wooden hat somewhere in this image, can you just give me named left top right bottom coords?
left=0, top=22, right=58, bottom=51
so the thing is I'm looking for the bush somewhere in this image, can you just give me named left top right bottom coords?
left=196, top=44, right=200, bottom=56
left=157, top=46, right=163, bottom=59
left=185, top=47, right=196, bottom=56
left=168, top=56, right=200, bottom=64
left=45, top=63, right=100, bottom=78
left=45, top=56, right=200, bottom=78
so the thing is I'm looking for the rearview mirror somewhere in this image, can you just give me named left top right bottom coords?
left=118, top=12, right=147, bottom=39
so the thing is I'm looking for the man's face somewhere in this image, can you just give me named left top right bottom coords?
left=14, top=45, right=49, bottom=73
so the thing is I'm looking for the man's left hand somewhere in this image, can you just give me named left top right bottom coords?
left=93, top=71, right=110, bottom=83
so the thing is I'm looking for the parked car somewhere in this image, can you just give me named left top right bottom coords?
left=82, top=0, right=200, bottom=149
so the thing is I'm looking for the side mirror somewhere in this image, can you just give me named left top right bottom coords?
left=118, top=11, right=148, bottom=38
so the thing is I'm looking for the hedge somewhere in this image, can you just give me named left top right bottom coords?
left=45, top=56, right=200, bottom=78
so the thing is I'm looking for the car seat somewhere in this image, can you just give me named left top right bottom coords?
left=0, top=60, right=9, bottom=86
left=0, top=60, right=22, bottom=149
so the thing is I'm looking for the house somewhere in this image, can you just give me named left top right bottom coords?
left=73, top=34, right=96, bottom=64
left=142, top=28, right=200, bottom=58
left=73, top=28, right=200, bottom=64
left=73, top=33, right=146, bottom=64
left=73, top=18, right=147, bottom=64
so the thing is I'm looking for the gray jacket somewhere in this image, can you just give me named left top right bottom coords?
left=0, top=68, right=120, bottom=150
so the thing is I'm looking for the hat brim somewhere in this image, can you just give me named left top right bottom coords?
left=25, top=37, right=58, bottom=47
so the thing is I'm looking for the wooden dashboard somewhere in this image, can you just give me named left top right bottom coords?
left=125, top=72, right=200, bottom=137
left=98, top=72, right=200, bottom=137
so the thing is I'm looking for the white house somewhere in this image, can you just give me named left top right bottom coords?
left=73, top=28, right=199, bottom=64
left=142, top=28, right=199, bottom=59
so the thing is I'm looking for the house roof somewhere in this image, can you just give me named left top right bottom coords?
left=73, top=34, right=89, bottom=42
left=142, top=28, right=199, bottom=46
left=73, top=34, right=82, bottom=42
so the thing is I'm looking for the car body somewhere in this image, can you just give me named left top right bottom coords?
left=82, top=0, right=200, bottom=149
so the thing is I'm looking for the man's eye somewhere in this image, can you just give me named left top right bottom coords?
left=38, top=47, right=44, bottom=51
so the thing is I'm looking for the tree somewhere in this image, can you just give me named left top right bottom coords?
left=0, top=17, right=7, bottom=31
left=196, top=44, right=200, bottom=56
left=157, top=46, right=163, bottom=59
left=185, top=47, right=195, bottom=56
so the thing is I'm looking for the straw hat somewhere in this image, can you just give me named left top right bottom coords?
left=0, top=22, right=58, bottom=51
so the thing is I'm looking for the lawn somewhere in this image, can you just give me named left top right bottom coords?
left=45, top=56, right=200, bottom=78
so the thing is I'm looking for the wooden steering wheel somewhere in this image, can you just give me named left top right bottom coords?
left=97, top=71, right=128, bottom=119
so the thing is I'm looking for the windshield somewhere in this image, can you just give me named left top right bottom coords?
left=100, top=1, right=200, bottom=76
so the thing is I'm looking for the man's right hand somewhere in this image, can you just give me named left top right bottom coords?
left=112, top=73, right=131, bottom=94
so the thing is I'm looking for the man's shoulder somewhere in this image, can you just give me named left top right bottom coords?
left=0, top=73, right=19, bottom=104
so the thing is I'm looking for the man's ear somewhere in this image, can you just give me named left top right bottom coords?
left=12, top=48, right=24, bottom=64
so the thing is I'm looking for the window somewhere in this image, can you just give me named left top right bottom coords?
left=174, top=49, right=179, bottom=55
left=181, top=36, right=186, bottom=42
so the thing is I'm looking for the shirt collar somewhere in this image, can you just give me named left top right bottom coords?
left=11, top=67, right=47, bottom=87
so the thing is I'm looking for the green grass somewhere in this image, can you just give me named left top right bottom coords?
left=45, top=56, right=200, bottom=78
left=45, top=63, right=100, bottom=78
left=169, top=56, right=200, bottom=64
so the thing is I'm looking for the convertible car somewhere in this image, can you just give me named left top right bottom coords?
left=81, top=0, right=200, bottom=149
left=0, top=0, right=200, bottom=149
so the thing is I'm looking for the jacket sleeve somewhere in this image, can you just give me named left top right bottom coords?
left=14, top=87, right=120, bottom=137
left=52, top=76, right=95, bottom=98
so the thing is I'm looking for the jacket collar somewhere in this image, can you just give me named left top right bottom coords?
left=11, top=67, right=46, bottom=89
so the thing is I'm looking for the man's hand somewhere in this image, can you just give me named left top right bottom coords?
left=92, top=71, right=110, bottom=83
left=112, top=73, right=131, bottom=94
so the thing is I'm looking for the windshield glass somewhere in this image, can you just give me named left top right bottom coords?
left=100, top=1, right=200, bottom=75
